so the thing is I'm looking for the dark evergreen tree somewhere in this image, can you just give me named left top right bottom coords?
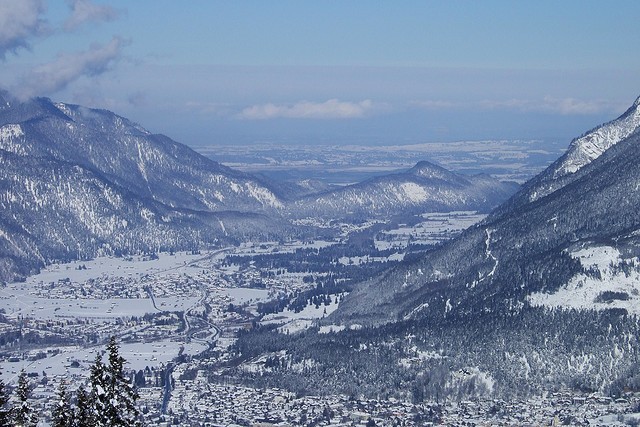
left=84, top=338, right=143, bottom=426
left=51, top=381, right=73, bottom=427
left=0, top=371, right=11, bottom=427
left=89, top=353, right=109, bottom=426
left=74, top=385, right=95, bottom=427
left=12, top=370, right=37, bottom=427
left=105, top=336, right=141, bottom=426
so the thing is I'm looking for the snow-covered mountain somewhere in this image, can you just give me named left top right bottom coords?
left=0, top=92, right=284, bottom=213
left=0, top=92, right=291, bottom=281
left=289, top=161, right=518, bottom=219
left=493, top=95, right=640, bottom=214
left=334, top=95, right=640, bottom=325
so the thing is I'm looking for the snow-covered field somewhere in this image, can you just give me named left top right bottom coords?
left=14, top=251, right=210, bottom=286
left=223, top=288, right=271, bottom=305
left=0, top=339, right=207, bottom=384
left=375, top=211, right=486, bottom=250
left=261, top=294, right=343, bottom=334
left=0, top=292, right=158, bottom=320
left=0, top=252, right=210, bottom=320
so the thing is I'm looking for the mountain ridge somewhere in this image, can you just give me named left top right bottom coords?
left=490, top=96, right=640, bottom=220
left=0, top=94, right=295, bottom=280
left=0, top=95, right=286, bottom=213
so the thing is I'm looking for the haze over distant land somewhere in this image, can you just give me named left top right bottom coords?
left=1, top=1, right=640, bottom=146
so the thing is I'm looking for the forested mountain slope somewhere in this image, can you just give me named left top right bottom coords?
left=334, top=97, right=640, bottom=325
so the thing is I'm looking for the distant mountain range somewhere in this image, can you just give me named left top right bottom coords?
left=0, top=91, right=517, bottom=281
left=0, top=92, right=293, bottom=280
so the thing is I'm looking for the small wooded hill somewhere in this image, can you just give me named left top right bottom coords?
left=289, top=160, right=518, bottom=220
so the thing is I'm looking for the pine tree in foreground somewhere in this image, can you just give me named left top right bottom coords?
left=51, top=380, right=73, bottom=427
left=74, top=385, right=95, bottom=427
left=45, top=338, right=143, bottom=426
left=89, top=352, right=109, bottom=427
left=13, top=370, right=37, bottom=427
left=0, top=371, right=11, bottom=427
left=85, top=337, right=142, bottom=426
left=105, top=336, right=141, bottom=427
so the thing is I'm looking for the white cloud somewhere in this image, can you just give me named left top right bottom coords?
left=0, top=0, right=47, bottom=59
left=64, top=0, right=119, bottom=31
left=14, top=36, right=127, bottom=100
left=540, top=96, right=615, bottom=115
left=185, top=101, right=235, bottom=117
left=239, top=99, right=383, bottom=120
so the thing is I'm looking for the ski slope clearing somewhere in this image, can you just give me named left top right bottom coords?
left=375, top=211, right=486, bottom=250
left=528, top=245, right=640, bottom=313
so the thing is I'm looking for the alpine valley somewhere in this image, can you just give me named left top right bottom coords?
left=0, top=91, right=516, bottom=281
left=2, top=89, right=640, bottom=425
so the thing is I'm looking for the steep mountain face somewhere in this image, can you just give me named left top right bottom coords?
left=0, top=93, right=291, bottom=281
left=493, top=95, right=640, bottom=216
left=289, top=161, right=519, bottom=219
left=334, top=96, right=640, bottom=325
left=0, top=93, right=284, bottom=213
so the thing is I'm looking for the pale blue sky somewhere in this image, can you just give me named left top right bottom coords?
left=2, top=0, right=640, bottom=146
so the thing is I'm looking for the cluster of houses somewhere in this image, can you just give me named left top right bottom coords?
left=135, top=362, right=640, bottom=426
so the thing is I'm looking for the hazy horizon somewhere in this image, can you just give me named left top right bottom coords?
left=1, top=1, right=639, bottom=147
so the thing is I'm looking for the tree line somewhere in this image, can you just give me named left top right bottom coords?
left=229, top=306, right=640, bottom=402
left=0, top=336, right=142, bottom=427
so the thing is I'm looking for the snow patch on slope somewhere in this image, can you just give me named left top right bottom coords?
left=0, top=124, right=27, bottom=155
left=526, top=97, right=640, bottom=203
left=245, top=182, right=283, bottom=209
left=0, top=124, right=23, bottom=139
left=528, top=245, right=640, bottom=313
left=448, top=367, right=495, bottom=395
left=54, top=102, right=73, bottom=116
left=261, top=295, right=343, bottom=334
left=558, top=99, right=640, bottom=176
left=398, top=182, right=429, bottom=203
